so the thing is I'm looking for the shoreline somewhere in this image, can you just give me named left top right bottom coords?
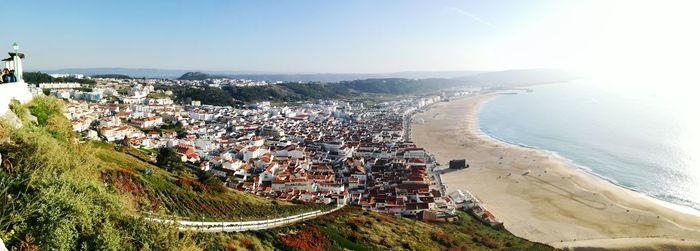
left=411, top=93, right=700, bottom=249
left=473, top=100, right=700, bottom=218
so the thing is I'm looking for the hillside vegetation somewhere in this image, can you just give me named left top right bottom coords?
left=179, top=72, right=230, bottom=80
left=224, top=78, right=465, bottom=102
left=90, top=74, right=133, bottom=79
left=169, top=70, right=577, bottom=105
left=175, top=70, right=482, bottom=82
left=186, top=207, right=554, bottom=251
left=164, top=86, right=238, bottom=106
left=0, top=96, right=554, bottom=250
left=162, top=78, right=467, bottom=105
left=0, top=97, right=186, bottom=250
left=23, top=71, right=96, bottom=85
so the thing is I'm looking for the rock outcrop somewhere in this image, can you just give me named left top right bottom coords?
left=0, top=109, right=22, bottom=129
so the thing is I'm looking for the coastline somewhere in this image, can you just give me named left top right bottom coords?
left=476, top=105, right=700, bottom=218
left=411, top=94, right=700, bottom=249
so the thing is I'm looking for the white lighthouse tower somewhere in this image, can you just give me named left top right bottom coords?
left=0, top=42, right=34, bottom=116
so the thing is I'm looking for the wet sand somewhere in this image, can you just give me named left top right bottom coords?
left=411, top=94, right=700, bottom=250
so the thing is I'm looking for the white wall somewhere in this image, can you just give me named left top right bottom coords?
left=0, top=81, right=34, bottom=116
left=0, top=237, right=7, bottom=251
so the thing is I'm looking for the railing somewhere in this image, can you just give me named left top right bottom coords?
left=146, top=205, right=345, bottom=233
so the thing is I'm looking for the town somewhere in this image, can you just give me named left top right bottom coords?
left=46, top=74, right=483, bottom=221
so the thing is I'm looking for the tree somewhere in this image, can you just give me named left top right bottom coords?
left=156, top=147, right=184, bottom=173
left=23, top=71, right=97, bottom=85
left=196, top=169, right=224, bottom=193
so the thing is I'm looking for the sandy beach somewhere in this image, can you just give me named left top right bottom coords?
left=411, top=94, right=700, bottom=250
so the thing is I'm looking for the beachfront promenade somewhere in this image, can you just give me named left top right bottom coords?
left=146, top=205, right=344, bottom=233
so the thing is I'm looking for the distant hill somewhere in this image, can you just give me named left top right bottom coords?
left=178, top=71, right=228, bottom=80
left=167, top=69, right=578, bottom=105
left=39, top=68, right=482, bottom=81
left=41, top=67, right=576, bottom=85
left=456, top=69, right=578, bottom=88
left=90, top=74, right=133, bottom=79
left=42, top=68, right=190, bottom=79
left=163, top=78, right=470, bottom=105
left=177, top=70, right=485, bottom=82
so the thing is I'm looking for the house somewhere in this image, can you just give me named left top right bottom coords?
left=285, top=178, right=311, bottom=191
left=299, top=191, right=318, bottom=202
left=175, top=145, right=199, bottom=162
left=402, top=203, right=430, bottom=216
left=70, top=118, right=91, bottom=132
left=240, top=146, right=270, bottom=161
left=272, top=179, right=287, bottom=192
left=416, top=210, right=457, bottom=222
left=403, top=147, right=427, bottom=159
left=313, top=182, right=345, bottom=193
left=132, top=116, right=163, bottom=128
left=222, top=158, right=244, bottom=171
left=199, top=161, right=212, bottom=171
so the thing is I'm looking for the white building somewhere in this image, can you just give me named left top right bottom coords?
left=131, top=116, right=163, bottom=128
left=189, top=110, right=213, bottom=121
left=38, top=82, right=82, bottom=89
left=127, top=84, right=154, bottom=98
left=49, top=73, right=85, bottom=79
left=0, top=43, right=35, bottom=116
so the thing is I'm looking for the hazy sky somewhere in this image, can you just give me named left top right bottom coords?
left=3, top=0, right=699, bottom=74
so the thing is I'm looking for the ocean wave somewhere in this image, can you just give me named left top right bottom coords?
left=479, top=127, right=536, bottom=149
left=650, top=193, right=700, bottom=213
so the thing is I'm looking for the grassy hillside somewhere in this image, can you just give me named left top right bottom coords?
left=166, top=86, right=238, bottom=106
left=188, top=207, right=554, bottom=251
left=172, top=70, right=578, bottom=105
left=222, top=78, right=466, bottom=102
left=0, top=97, right=187, bottom=250
left=92, top=141, right=329, bottom=221
left=162, top=78, right=465, bottom=105
left=0, top=96, right=554, bottom=250
left=308, top=208, right=551, bottom=250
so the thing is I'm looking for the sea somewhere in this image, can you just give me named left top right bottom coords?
left=478, top=79, right=700, bottom=214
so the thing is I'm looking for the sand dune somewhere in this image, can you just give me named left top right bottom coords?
left=411, top=94, right=700, bottom=250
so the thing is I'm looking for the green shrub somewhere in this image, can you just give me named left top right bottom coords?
left=26, top=97, right=62, bottom=126
left=8, top=99, right=29, bottom=123
left=156, top=147, right=184, bottom=173
left=45, top=113, right=75, bottom=141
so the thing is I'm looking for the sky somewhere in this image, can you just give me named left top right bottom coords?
left=3, top=0, right=700, bottom=75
